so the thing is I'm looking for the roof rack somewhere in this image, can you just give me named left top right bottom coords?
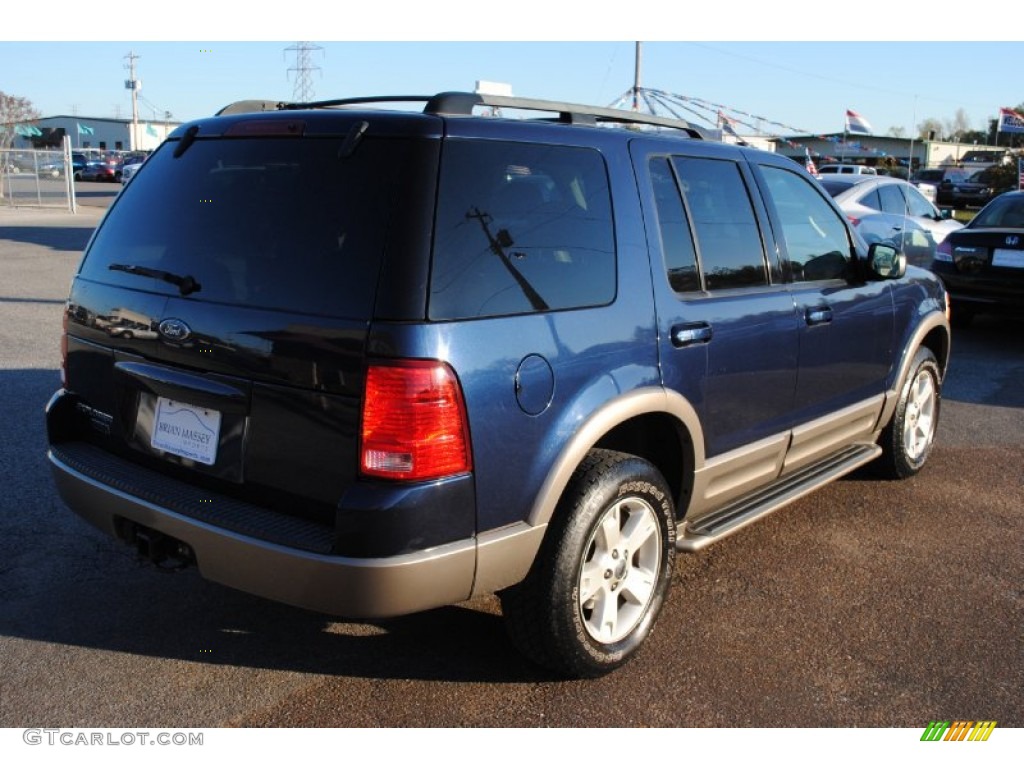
left=216, top=92, right=704, bottom=139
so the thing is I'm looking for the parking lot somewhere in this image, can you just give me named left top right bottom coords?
left=0, top=205, right=1021, bottom=728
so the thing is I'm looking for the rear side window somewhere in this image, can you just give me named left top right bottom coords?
left=80, top=136, right=412, bottom=319
left=429, top=140, right=615, bottom=320
left=670, top=157, right=767, bottom=290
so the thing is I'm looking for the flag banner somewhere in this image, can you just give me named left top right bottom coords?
left=997, top=107, right=1024, bottom=134
left=805, top=148, right=818, bottom=175
left=77, top=123, right=94, bottom=136
left=845, top=109, right=873, bottom=134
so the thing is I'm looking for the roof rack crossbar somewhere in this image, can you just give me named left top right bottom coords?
left=425, top=92, right=702, bottom=138
left=218, top=92, right=703, bottom=139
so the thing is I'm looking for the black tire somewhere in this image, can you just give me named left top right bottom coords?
left=876, top=347, right=941, bottom=479
left=501, top=449, right=676, bottom=678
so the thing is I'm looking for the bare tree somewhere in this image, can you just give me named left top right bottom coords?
left=917, top=117, right=945, bottom=141
left=945, top=108, right=972, bottom=140
left=887, top=125, right=907, bottom=138
left=0, top=91, right=41, bottom=151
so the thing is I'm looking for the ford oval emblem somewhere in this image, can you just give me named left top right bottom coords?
left=158, top=318, right=192, bottom=342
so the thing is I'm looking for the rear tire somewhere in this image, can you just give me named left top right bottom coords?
left=876, top=347, right=941, bottom=479
left=501, top=449, right=676, bottom=678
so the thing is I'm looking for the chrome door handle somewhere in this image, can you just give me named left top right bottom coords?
left=671, top=322, right=713, bottom=347
left=805, top=306, right=833, bottom=326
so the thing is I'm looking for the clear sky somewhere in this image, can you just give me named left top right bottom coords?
left=4, top=4, right=1021, bottom=138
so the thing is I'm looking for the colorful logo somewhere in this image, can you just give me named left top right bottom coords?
left=921, top=721, right=997, bottom=742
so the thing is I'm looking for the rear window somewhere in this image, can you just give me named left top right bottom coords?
left=429, top=140, right=615, bottom=320
left=79, top=136, right=413, bottom=319
left=820, top=180, right=857, bottom=197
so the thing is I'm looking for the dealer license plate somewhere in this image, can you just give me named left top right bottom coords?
left=151, top=397, right=221, bottom=466
left=992, top=249, right=1024, bottom=269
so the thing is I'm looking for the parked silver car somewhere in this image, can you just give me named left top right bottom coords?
left=819, top=175, right=964, bottom=266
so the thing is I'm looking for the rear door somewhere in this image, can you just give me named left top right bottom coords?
left=631, top=139, right=800, bottom=460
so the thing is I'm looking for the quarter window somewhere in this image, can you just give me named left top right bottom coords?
left=430, top=140, right=616, bottom=320
left=650, top=157, right=700, bottom=292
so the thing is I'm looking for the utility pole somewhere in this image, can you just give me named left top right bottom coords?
left=285, top=42, right=323, bottom=103
left=124, top=50, right=141, bottom=149
left=632, top=42, right=642, bottom=111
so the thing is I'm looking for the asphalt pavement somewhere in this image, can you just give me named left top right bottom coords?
left=0, top=202, right=1021, bottom=729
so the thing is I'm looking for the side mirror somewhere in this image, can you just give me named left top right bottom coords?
left=868, top=242, right=906, bottom=280
left=938, top=208, right=955, bottom=220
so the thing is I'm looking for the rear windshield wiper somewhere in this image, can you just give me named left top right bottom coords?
left=108, top=263, right=202, bottom=296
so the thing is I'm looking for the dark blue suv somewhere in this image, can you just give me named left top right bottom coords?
left=47, top=92, right=951, bottom=677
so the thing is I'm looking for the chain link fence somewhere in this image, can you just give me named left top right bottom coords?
left=0, top=138, right=76, bottom=211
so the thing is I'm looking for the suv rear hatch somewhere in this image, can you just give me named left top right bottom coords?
left=53, top=114, right=441, bottom=548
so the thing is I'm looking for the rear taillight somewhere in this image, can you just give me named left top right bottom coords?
left=846, top=214, right=861, bottom=228
left=934, top=240, right=953, bottom=263
left=360, top=360, right=472, bottom=481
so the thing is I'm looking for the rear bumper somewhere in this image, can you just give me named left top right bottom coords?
left=49, top=448, right=478, bottom=619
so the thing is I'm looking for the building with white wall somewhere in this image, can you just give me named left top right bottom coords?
left=14, top=115, right=181, bottom=153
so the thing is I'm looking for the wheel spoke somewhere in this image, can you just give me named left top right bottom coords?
left=619, top=567, right=655, bottom=608
left=620, top=505, right=658, bottom=555
left=579, top=560, right=605, bottom=606
left=595, top=504, right=622, bottom=554
left=588, top=588, right=619, bottom=642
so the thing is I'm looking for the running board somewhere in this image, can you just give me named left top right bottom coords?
left=677, top=443, right=882, bottom=552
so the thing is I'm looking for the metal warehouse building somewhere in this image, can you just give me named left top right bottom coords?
left=14, top=115, right=182, bottom=153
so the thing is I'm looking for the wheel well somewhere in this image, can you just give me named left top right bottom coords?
left=921, top=325, right=950, bottom=378
left=593, top=413, right=694, bottom=519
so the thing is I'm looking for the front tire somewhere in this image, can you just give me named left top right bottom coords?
left=501, top=449, right=676, bottom=678
left=876, top=347, right=941, bottom=479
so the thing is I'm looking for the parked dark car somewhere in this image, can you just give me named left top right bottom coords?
left=932, top=190, right=1024, bottom=325
left=47, top=91, right=950, bottom=678
left=79, top=158, right=122, bottom=183
left=946, top=166, right=1013, bottom=208
left=70, top=153, right=89, bottom=180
